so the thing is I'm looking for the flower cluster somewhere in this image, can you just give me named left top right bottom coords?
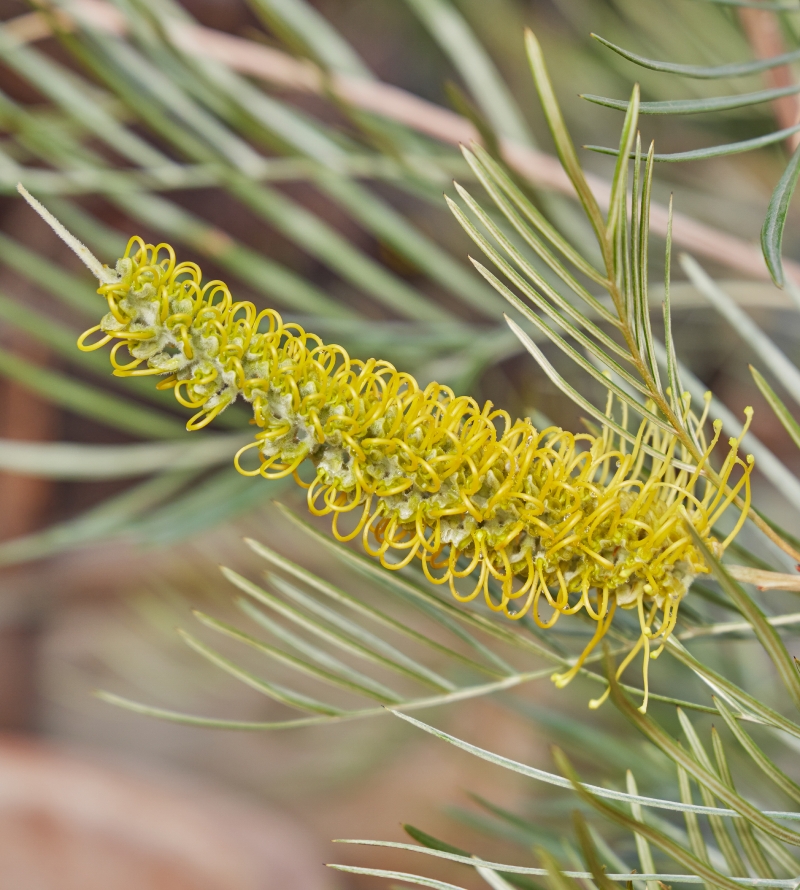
left=79, top=237, right=753, bottom=704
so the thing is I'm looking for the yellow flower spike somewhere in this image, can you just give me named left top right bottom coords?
left=74, top=237, right=754, bottom=711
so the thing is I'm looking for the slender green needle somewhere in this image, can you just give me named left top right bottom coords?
left=762, top=142, right=800, bottom=288
left=587, top=124, right=800, bottom=162
left=582, top=85, right=800, bottom=115
left=592, top=33, right=800, bottom=79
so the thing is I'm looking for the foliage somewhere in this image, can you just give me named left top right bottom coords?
left=2, top=2, right=800, bottom=890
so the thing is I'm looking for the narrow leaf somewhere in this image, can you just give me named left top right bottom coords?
left=582, top=85, right=800, bottom=115
left=712, top=728, right=776, bottom=879
left=714, top=696, right=800, bottom=805
left=266, top=573, right=455, bottom=690
left=178, top=629, right=344, bottom=715
left=685, top=525, right=800, bottom=713
left=269, top=503, right=549, bottom=666
left=763, top=142, right=800, bottom=288
left=552, top=748, right=744, bottom=890
left=387, top=710, right=793, bottom=819
left=524, top=29, right=607, bottom=250
left=607, top=658, right=800, bottom=844
left=237, top=597, right=403, bottom=701
left=750, top=366, right=800, bottom=450
left=0, top=345, right=184, bottom=439
left=467, top=144, right=608, bottom=287
left=192, top=609, right=402, bottom=703
left=506, top=316, right=693, bottom=468
left=221, top=567, right=450, bottom=690
left=586, top=124, right=800, bottom=162
left=666, top=639, right=800, bottom=741
left=244, top=538, right=504, bottom=678
left=591, top=34, right=800, bottom=79
left=676, top=765, right=712, bottom=870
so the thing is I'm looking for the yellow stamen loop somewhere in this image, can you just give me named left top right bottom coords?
left=81, top=239, right=755, bottom=711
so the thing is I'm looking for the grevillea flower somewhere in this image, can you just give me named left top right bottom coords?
left=78, top=237, right=753, bottom=709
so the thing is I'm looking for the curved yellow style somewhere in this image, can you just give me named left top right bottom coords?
left=79, top=237, right=754, bottom=709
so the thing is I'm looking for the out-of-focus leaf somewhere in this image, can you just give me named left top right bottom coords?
left=192, top=609, right=402, bottom=703
left=404, top=0, right=532, bottom=146
left=0, top=435, right=246, bottom=479
left=221, top=568, right=452, bottom=690
left=111, top=191, right=350, bottom=319
left=682, top=256, right=800, bottom=404
left=270, top=502, right=547, bottom=666
left=266, top=572, right=455, bottom=690
left=0, top=470, right=196, bottom=566
left=245, top=538, right=503, bottom=678
left=237, top=597, right=403, bottom=701
left=0, top=231, right=97, bottom=316
left=0, top=344, right=184, bottom=439
left=178, top=629, right=345, bottom=715
left=246, top=0, right=372, bottom=77
left=225, top=173, right=450, bottom=322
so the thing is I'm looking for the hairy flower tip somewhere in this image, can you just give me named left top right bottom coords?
left=80, top=238, right=754, bottom=708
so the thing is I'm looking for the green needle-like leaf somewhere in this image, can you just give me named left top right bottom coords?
left=246, top=0, right=372, bottom=77
left=552, top=747, right=744, bottom=890
left=178, top=628, right=345, bottom=714
left=667, top=639, right=800, bottom=741
left=405, top=0, right=532, bottom=146
left=592, top=33, right=800, bottom=79
left=712, top=727, right=776, bottom=879
left=714, top=696, right=800, bottom=805
left=582, top=85, right=800, bottom=115
left=506, top=316, right=690, bottom=467
left=608, top=659, right=800, bottom=845
left=465, top=144, right=608, bottom=289
left=677, top=709, right=748, bottom=877
left=676, top=765, right=713, bottom=871
left=245, top=538, right=503, bottom=678
left=587, top=124, right=800, bottom=162
left=271, top=502, right=548, bottom=666
left=388, top=711, right=796, bottom=819
left=237, top=598, right=403, bottom=701
left=221, top=567, right=452, bottom=691
left=266, top=573, right=455, bottom=691
left=751, top=366, right=800, bottom=450
left=762, top=142, right=800, bottom=288
left=525, top=29, right=607, bottom=255
left=686, top=525, right=800, bottom=713
left=192, top=609, right=402, bottom=703
left=447, top=191, right=630, bottom=360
